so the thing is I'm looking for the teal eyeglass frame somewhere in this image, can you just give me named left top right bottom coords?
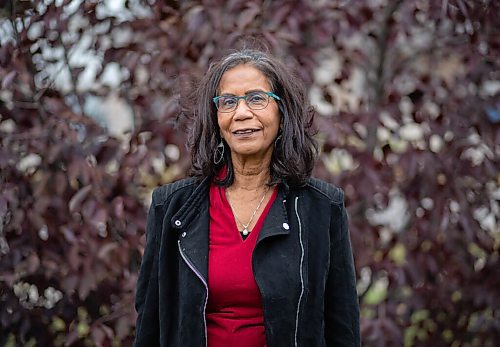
left=212, top=91, right=281, bottom=112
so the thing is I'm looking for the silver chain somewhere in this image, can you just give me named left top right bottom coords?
left=226, top=185, right=270, bottom=236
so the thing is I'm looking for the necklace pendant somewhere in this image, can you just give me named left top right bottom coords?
left=242, top=228, right=249, bottom=236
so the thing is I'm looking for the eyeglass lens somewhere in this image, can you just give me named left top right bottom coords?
left=216, top=92, right=270, bottom=112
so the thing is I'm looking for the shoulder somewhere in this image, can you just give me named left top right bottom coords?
left=151, top=177, right=199, bottom=206
left=304, top=177, right=344, bottom=205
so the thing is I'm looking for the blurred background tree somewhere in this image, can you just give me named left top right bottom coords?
left=0, top=0, right=498, bottom=346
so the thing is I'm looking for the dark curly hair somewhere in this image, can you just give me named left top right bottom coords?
left=186, top=49, right=317, bottom=187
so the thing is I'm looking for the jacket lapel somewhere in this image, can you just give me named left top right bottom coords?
left=257, top=185, right=292, bottom=244
left=172, top=178, right=210, bottom=282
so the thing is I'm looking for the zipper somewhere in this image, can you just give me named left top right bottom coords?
left=294, top=196, right=305, bottom=347
left=177, top=240, right=208, bottom=347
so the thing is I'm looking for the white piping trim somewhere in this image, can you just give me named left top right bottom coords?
left=294, top=196, right=305, bottom=347
left=178, top=240, right=208, bottom=347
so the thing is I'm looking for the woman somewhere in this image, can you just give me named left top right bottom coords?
left=134, top=49, right=360, bottom=347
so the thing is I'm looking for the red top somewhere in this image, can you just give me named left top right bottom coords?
left=207, top=183, right=278, bottom=347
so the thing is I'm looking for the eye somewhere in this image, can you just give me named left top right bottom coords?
left=220, top=96, right=237, bottom=107
left=247, top=92, right=266, bottom=104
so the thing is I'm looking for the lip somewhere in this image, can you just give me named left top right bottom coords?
left=232, top=128, right=261, bottom=136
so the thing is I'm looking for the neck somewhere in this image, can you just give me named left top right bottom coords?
left=230, top=154, right=272, bottom=191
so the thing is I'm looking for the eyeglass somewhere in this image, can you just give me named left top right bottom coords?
left=213, top=91, right=281, bottom=113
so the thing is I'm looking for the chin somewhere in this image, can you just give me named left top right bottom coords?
left=231, top=147, right=273, bottom=159
left=232, top=149, right=259, bottom=157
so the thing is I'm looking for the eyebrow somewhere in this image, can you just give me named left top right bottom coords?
left=218, top=89, right=267, bottom=97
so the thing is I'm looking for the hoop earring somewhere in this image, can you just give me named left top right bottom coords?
left=214, top=140, right=225, bottom=165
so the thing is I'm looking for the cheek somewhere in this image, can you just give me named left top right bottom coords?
left=217, top=117, right=233, bottom=140
left=268, top=114, right=281, bottom=135
left=217, top=116, right=226, bottom=131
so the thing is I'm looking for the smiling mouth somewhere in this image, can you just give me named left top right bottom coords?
left=232, top=129, right=260, bottom=135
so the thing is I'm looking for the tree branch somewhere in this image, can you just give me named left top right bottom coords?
left=366, top=0, right=405, bottom=154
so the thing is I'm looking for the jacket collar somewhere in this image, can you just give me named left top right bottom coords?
left=170, top=176, right=293, bottom=282
left=170, top=176, right=210, bottom=229
left=257, top=183, right=292, bottom=243
left=171, top=176, right=292, bottom=231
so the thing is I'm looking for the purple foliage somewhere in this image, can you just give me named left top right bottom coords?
left=0, top=1, right=498, bottom=346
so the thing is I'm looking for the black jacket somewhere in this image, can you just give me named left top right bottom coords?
left=134, top=176, right=360, bottom=347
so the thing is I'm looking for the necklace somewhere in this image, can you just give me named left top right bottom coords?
left=226, top=185, right=270, bottom=236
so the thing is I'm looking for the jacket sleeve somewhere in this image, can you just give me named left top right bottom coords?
left=325, top=196, right=360, bottom=346
left=133, top=194, right=161, bottom=347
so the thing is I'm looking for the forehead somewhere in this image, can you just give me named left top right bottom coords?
left=218, top=64, right=271, bottom=94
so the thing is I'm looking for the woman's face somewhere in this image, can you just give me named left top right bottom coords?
left=216, top=64, right=280, bottom=163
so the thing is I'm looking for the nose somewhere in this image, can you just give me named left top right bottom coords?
left=233, top=98, right=253, bottom=120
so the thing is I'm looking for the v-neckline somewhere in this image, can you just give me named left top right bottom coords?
left=220, top=185, right=277, bottom=243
